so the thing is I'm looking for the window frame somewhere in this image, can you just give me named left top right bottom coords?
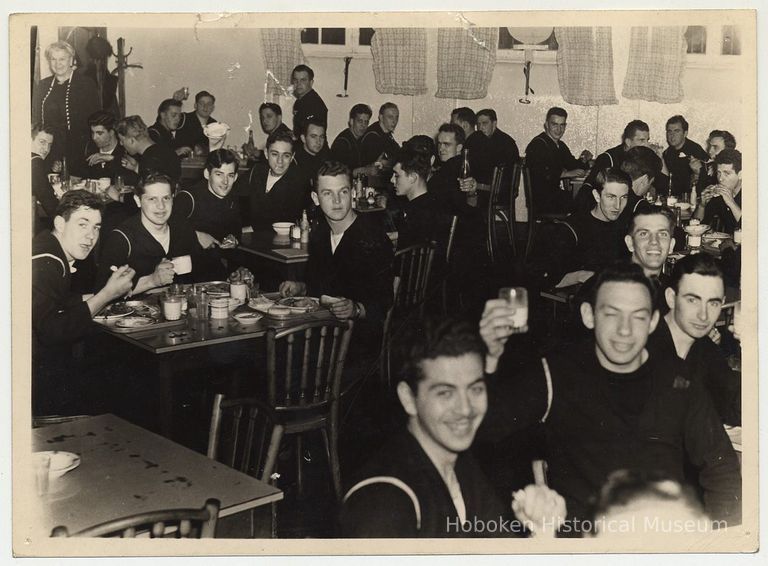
left=685, top=24, right=743, bottom=69
left=300, top=28, right=374, bottom=58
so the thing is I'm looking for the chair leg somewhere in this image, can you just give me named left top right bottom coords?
left=262, top=424, right=284, bottom=482
left=326, top=416, right=342, bottom=501
left=296, top=435, right=303, bottom=498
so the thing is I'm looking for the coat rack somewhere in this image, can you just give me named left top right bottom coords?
left=112, top=38, right=143, bottom=118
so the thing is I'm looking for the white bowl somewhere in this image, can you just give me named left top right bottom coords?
left=35, top=451, right=81, bottom=479
left=684, top=224, right=710, bottom=236
left=272, top=222, right=293, bottom=236
left=234, top=312, right=263, bottom=325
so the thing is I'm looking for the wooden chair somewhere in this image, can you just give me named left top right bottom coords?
left=485, top=165, right=515, bottom=264
left=394, top=243, right=435, bottom=314
left=207, top=394, right=282, bottom=482
left=379, top=276, right=402, bottom=388
left=520, top=159, right=571, bottom=262
left=256, top=319, right=354, bottom=501
left=51, top=499, right=220, bottom=538
left=441, top=215, right=459, bottom=314
left=207, top=394, right=282, bottom=538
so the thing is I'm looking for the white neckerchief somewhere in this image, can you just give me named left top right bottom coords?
left=99, top=143, right=117, bottom=156
left=150, top=226, right=171, bottom=254
left=330, top=230, right=345, bottom=254
left=411, top=426, right=467, bottom=523
left=266, top=172, right=282, bottom=194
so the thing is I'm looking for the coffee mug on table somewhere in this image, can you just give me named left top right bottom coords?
left=230, top=282, right=249, bottom=302
left=171, top=255, right=192, bottom=275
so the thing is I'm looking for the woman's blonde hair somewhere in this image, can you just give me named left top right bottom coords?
left=44, top=40, right=76, bottom=61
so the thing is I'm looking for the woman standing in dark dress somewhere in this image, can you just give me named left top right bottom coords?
left=32, top=41, right=100, bottom=169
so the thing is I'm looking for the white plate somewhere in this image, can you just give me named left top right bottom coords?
left=249, top=296, right=275, bottom=312
left=702, top=231, right=730, bottom=240
left=98, top=303, right=135, bottom=320
left=277, top=297, right=320, bottom=313
left=234, top=312, right=263, bottom=325
left=35, top=451, right=81, bottom=478
left=115, top=316, right=155, bottom=328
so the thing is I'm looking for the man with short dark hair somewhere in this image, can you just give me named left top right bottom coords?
left=174, top=90, right=218, bottom=154
left=259, top=102, right=292, bottom=138
left=97, top=173, right=200, bottom=294
left=33, top=190, right=135, bottom=414
left=662, top=115, right=708, bottom=197
left=450, top=107, right=476, bottom=140
left=172, top=148, right=242, bottom=280
left=625, top=206, right=675, bottom=280
left=559, top=168, right=631, bottom=277
left=116, top=115, right=181, bottom=185
left=279, top=161, right=394, bottom=356
left=77, top=110, right=138, bottom=184
left=360, top=102, right=401, bottom=170
left=480, top=262, right=742, bottom=528
left=391, top=146, right=451, bottom=255
left=618, top=145, right=664, bottom=219
left=294, top=117, right=331, bottom=187
left=428, top=123, right=477, bottom=215
left=525, top=107, right=592, bottom=214
left=331, top=103, right=377, bottom=177
left=341, top=316, right=566, bottom=538
left=575, top=120, right=650, bottom=213
left=691, top=130, right=737, bottom=196
left=31, top=123, right=59, bottom=234
left=232, top=129, right=309, bottom=231
left=462, top=109, right=520, bottom=186
left=693, top=148, right=742, bottom=233
left=648, top=254, right=740, bottom=426
left=291, top=64, right=328, bottom=139
left=149, top=98, right=189, bottom=156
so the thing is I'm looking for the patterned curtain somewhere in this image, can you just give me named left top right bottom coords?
left=555, top=27, right=617, bottom=106
left=622, top=26, right=687, bottom=103
left=261, top=28, right=305, bottom=97
left=370, top=28, right=428, bottom=96
left=436, top=27, right=499, bottom=99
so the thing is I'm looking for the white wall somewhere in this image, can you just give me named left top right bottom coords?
left=41, top=26, right=747, bottom=156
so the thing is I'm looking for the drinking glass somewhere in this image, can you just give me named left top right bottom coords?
left=498, top=287, right=528, bottom=334
left=35, top=453, right=51, bottom=496
left=162, top=295, right=183, bottom=321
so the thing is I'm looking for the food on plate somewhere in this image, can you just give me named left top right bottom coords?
left=249, top=296, right=274, bottom=310
left=268, top=306, right=291, bottom=317
left=278, top=296, right=319, bottom=310
left=102, top=302, right=134, bottom=317
left=229, top=267, right=254, bottom=285
left=320, top=295, right=343, bottom=306
left=115, top=316, right=155, bottom=328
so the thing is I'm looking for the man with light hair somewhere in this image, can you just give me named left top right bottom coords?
left=116, top=115, right=181, bottom=184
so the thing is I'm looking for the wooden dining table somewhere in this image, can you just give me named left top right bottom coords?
left=30, top=414, right=282, bottom=539
left=97, top=293, right=334, bottom=355
left=94, top=294, right=335, bottom=437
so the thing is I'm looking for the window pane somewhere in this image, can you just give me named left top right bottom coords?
left=498, top=27, right=515, bottom=49
left=359, top=28, right=375, bottom=46
left=321, top=28, right=346, bottom=45
left=301, top=28, right=319, bottom=44
left=685, top=26, right=707, bottom=54
left=721, top=25, right=741, bottom=55
left=498, top=28, right=558, bottom=50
